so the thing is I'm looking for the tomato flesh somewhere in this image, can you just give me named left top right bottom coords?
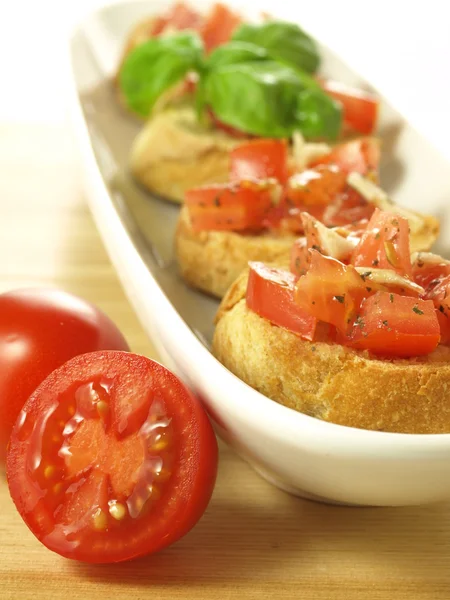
left=310, top=138, right=380, bottom=177
left=286, top=165, right=347, bottom=209
left=351, top=208, right=412, bottom=276
left=246, top=262, right=317, bottom=340
left=346, top=292, right=440, bottom=357
left=0, top=288, right=129, bottom=464
left=230, top=139, right=288, bottom=183
left=7, top=351, right=218, bottom=563
left=412, top=255, right=450, bottom=289
left=295, top=250, right=371, bottom=333
left=201, top=3, right=242, bottom=51
left=185, top=181, right=276, bottom=232
left=320, top=79, right=379, bottom=135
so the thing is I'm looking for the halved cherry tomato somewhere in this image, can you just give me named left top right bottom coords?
left=230, top=139, right=288, bottom=183
left=201, top=3, right=242, bottom=52
left=346, top=292, right=440, bottom=357
left=0, top=288, right=129, bottom=464
left=7, top=351, right=218, bottom=563
left=295, top=250, right=372, bottom=333
left=285, top=165, right=347, bottom=208
left=320, top=79, right=379, bottom=136
left=185, top=181, right=276, bottom=232
left=351, top=208, right=412, bottom=276
left=310, top=138, right=380, bottom=177
left=246, top=262, right=317, bottom=340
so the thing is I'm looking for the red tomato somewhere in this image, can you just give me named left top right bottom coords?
left=436, top=308, right=450, bottom=345
left=286, top=165, right=347, bottom=209
left=351, top=208, right=412, bottom=276
left=346, top=292, right=440, bottom=357
left=230, top=139, right=288, bottom=183
left=0, top=288, right=129, bottom=464
left=246, top=262, right=317, bottom=340
left=151, top=3, right=202, bottom=36
left=321, top=186, right=375, bottom=227
left=424, top=274, right=450, bottom=316
left=7, top=351, right=218, bottom=563
left=201, top=3, right=242, bottom=52
left=295, top=250, right=373, bottom=333
left=320, top=79, right=379, bottom=135
left=185, top=181, right=276, bottom=232
left=208, top=109, right=250, bottom=138
left=310, top=138, right=380, bottom=177
left=412, top=255, right=450, bottom=290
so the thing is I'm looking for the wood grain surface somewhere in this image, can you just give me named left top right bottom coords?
left=1, top=123, right=450, bottom=600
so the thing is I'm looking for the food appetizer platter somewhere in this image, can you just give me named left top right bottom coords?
left=69, top=0, right=450, bottom=507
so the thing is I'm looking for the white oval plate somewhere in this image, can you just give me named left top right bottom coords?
left=67, top=0, right=450, bottom=506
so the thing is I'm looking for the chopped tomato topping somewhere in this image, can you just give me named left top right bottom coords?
left=230, top=139, right=288, bottom=183
left=285, top=165, right=347, bottom=209
left=351, top=208, right=412, bottom=276
left=424, top=274, right=450, bottom=317
left=185, top=181, right=276, bottom=232
left=412, top=254, right=450, bottom=290
left=295, top=250, right=372, bottom=333
left=310, top=138, right=380, bottom=177
left=246, top=262, right=317, bottom=340
left=201, top=3, right=242, bottom=52
left=290, top=238, right=309, bottom=277
left=321, top=186, right=375, bottom=227
left=319, top=79, right=379, bottom=136
left=436, top=308, right=450, bottom=345
left=151, top=3, right=202, bottom=35
left=346, top=292, right=440, bottom=357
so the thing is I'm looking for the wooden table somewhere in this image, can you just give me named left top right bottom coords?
left=1, top=123, right=450, bottom=600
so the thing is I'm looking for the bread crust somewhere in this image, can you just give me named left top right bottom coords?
left=213, top=272, right=450, bottom=434
left=175, top=207, right=295, bottom=298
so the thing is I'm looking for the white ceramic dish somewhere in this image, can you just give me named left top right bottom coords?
left=67, top=0, right=450, bottom=507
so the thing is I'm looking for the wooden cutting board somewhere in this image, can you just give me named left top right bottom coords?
left=1, top=123, right=450, bottom=600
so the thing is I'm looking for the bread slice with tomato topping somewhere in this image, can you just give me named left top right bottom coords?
left=212, top=210, right=450, bottom=434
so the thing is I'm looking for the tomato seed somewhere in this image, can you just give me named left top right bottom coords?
left=108, top=501, right=127, bottom=521
left=92, top=508, right=108, bottom=531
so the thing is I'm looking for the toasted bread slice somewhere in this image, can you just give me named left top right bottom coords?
left=175, top=206, right=295, bottom=298
left=130, top=107, right=240, bottom=203
left=213, top=271, right=450, bottom=434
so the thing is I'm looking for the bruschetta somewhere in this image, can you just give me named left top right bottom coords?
left=213, top=210, right=450, bottom=434
left=175, top=137, right=439, bottom=298
left=117, top=3, right=380, bottom=202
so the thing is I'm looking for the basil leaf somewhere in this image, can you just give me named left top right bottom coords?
left=204, top=61, right=304, bottom=137
left=232, top=21, right=320, bottom=74
left=119, top=32, right=204, bottom=117
left=296, top=88, right=342, bottom=140
left=206, top=41, right=268, bottom=70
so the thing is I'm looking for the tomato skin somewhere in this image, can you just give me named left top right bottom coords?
left=320, top=79, right=379, bottom=135
left=246, top=262, right=317, bottom=340
left=185, top=181, right=276, bottom=232
left=230, top=139, right=288, bottom=183
left=0, top=288, right=129, bottom=464
left=351, top=208, right=412, bottom=277
left=7, top=351, right=218, bottom=563
left=345, top=292, right=440, bottom=357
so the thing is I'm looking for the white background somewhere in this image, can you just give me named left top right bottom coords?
left=0, top=0, right=449, bottom=157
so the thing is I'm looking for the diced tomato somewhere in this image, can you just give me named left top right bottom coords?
left=151, top=3, right=202, bottom=36
left=424, top=274, right=450, bottom=316
left=286, top=165, right=347, bottom=208
left=436, top=308, right=450, bottom=345
left=310, top=138, right=380, bottom=177
left=290, top=238, right=309, bottom=277
left=346, top=292, right=440, bottom=357
left=322, top=186, right=375, bottom=227
left=201, top=3, right=242, bottom=52
left=295, top=250, right=372, bottom=333
left=246, top=262, right=317, bottom=340
left=185, top=181, right=276, bottom=232
left=412, top=254, right=450, bottom=290
left=351, top=208, right=412, bottom=276
left=230, top=139, right=288, bottom=183
left=320, top=79, right=379, bottom=136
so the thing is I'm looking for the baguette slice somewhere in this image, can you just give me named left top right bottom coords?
left=213, top=270, right=450, bottom=434
left=175, top=206, right=295, bottom=298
